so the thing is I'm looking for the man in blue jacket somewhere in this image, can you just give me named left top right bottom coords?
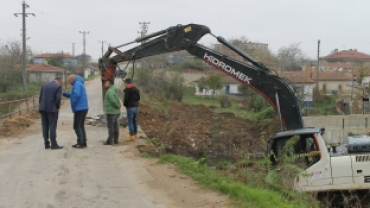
left=63, top=74, right=89, bottom=148
left=39, top=77, right=63, bottom=150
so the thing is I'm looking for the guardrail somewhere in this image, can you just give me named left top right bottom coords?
left=0, top=95, right=39, bottom=119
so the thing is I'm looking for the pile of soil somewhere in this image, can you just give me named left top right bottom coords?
left=0, top=111, right=40, bottom=137
left=137, top=101, right=280, bottom=158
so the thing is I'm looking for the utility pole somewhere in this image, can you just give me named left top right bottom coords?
left=14, top=1, right=35, bottom=94
left=139, top=22, right=150, bottom=40
left=72, top=43, right=75, bottom=56
left=316, top=40, right=320, bottom=94
left=98, top=40, right=106, bottom=57
left=79, top=31, right=89, bottom=72
left=139, top=22, right=150, bottom=68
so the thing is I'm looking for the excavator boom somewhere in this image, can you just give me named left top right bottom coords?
left=99, top=23, right=303, bottom=130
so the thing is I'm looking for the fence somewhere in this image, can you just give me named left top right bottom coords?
left=302, top=102, right=370, bottom=117
left=0, top=95, right=39, bottom=120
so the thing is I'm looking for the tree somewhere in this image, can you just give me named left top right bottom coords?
left=355, top=63, right=370, bottom=85
left=207, top=74, right=223, bottom=95
left=197, top=74, right=223, bottom=96
left=164, top=72, right=186, bottom=102
left=47, top=56, right=64, bottom=67
left=277, top=43, right=305, bottom=71
left=0, top=41, right=23, bottom=93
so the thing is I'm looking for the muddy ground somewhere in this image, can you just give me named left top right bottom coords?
left=137, top=101, right=280, bottom=159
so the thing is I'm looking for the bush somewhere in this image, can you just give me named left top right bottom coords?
left=249, top=106, right=276, bottom=125
left=180, top=59, right=205, bottom=70
left=133, top=68, right=186, bottom=102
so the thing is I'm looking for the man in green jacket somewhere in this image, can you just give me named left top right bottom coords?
left=103, top=80, right=121, bottom=145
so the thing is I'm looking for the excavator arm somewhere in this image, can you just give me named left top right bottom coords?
left=99, top=23, right=303, bottom=130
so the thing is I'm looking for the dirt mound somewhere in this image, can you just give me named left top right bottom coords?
left=138, top=102, right=279, bottom=158
left=0, top=111, right=40, bottom=137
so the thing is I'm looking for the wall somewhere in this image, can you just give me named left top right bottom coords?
left=33, top=57, right=77, bottom=66
left=318, top=80, right=357, bottom=94
left=303, top=115, right=370, bottom=144
left=29, top=71, right=63, bottom=82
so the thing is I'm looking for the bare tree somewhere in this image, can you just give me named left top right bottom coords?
left=0, top=41, right=23, bottom=93
left=277, top=43, right=305, bottom=71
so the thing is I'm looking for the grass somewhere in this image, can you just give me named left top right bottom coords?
left=302, top=102, right=339, bottom=116
left=141, top=152, right=154, bottom=158
left=85, top=74, right=99, bottom=81
left=158, top=154, right=315, bottom=208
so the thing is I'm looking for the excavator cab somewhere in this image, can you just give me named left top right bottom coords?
left=269, top=128, right=321, bottom=167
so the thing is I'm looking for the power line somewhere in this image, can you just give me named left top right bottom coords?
left=14, top=1, right=35, bottom=95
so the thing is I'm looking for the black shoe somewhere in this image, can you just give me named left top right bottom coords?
left=83, top=143, right=87, bottom=148
left=114, top=140, right=119, bottom=144
left=50, top=145, right=63, bottom=150
left=103, top=141, right=113, bottom=145
left=72, top=144, right=85, bottom=148
left=45, top=145, right=51, bottom=149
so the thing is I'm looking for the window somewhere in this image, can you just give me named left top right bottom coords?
left=272, top=134, right=320, bottom=167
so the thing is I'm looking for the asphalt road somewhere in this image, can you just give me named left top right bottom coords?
left=0, top=77, right=171, bottom=208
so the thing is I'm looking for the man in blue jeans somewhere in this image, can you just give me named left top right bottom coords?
left=63, top=74, right=89, bottom=148
left=123, top=78, right=140, bottom=142
left=39, top=77, right=63, bottom=149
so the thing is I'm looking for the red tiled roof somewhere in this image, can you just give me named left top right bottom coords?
left=26, top=63, right=64, bottom=72
left=34, top=53, right=75, bottom=58
left=278, top=71, right=316, bottom=83
left=324, top=62, right=351, bottom=70
left=311, top=71, right=352, bottom=81
left=322, top=49, right=370, bottom=60
left=279, top=70, right=352, bottom=81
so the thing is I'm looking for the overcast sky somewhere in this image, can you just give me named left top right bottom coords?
left=1, top=0, right=370, bottom=62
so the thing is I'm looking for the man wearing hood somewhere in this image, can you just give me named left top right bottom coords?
left=63, top=74, right=89, bottom=148
left=103, top=79, right=121, bottom=145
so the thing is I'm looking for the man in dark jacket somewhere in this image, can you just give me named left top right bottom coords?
left=123, top=78, right=140, bottom=142
left=63, top=74, right=89, bottom=148
left=39, top=77, right=63, bottom=149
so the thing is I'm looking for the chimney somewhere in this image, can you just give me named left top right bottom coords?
left=334, top=49, right=338, bottom=53
left=354, top=49, right=357, bottom=52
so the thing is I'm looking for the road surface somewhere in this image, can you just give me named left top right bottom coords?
left=0, top=77, right=232, bottom=208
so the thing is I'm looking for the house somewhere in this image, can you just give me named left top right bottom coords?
left=83, top=65, right=99, bottom=79
left=352, top=69, right=370, bottom=86
left=301, top=67, right=356, bottom=94
left=193, top=72, right=243, bottom=96
left=321, top=49, right=370, bottom=71
left=26, top=63, right=64, bottom=82
left=278, top=71, right=316, bottom=107
left=76, top=54, right=92, bottom=65
left=34, top=53, right=77, bottom=67
left=222, top=76, right=243, bottom=96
